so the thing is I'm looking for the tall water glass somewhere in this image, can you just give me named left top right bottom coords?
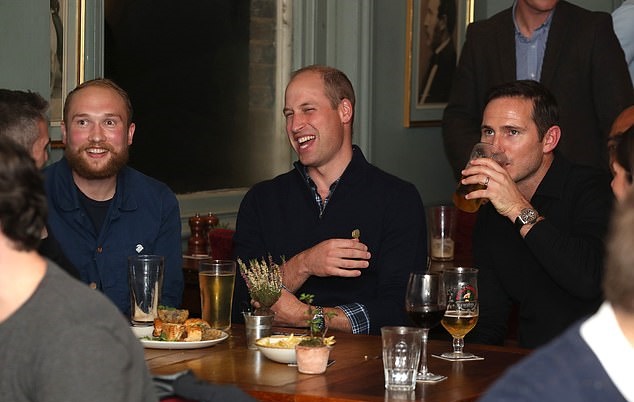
left=128, top=255, right=164, bottom=325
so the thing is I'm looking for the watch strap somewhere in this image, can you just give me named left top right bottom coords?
left=313, top=306, right=325, bottom=333
left=514, top=208, right=539, bottom=230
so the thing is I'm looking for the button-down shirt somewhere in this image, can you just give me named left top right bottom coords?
left=44, top=157, right=184, bottom=316
left=513, top=1, right=554, bottom=81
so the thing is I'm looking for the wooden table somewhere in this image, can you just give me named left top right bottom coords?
left=145, top=325, right=529, bottom=402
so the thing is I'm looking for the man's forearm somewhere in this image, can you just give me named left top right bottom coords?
left=280, top=253, right=310, bottom=292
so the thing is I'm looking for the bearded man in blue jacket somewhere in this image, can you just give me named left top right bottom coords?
left=44, top=79, right=183, bottom=316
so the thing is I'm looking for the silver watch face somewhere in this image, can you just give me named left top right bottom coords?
left=520, top=208, right=538, bottom=224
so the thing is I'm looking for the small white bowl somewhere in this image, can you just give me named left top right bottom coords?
left=255, top=335, right=306, bottom=364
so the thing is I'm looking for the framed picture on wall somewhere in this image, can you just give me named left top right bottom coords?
left=403, top=0, right=473, bottom=127
left=50, top=0, right=84, bottom=130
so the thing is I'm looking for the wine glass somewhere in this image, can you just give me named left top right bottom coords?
left=440, top=267, right=480, bottom=359
left=405, top=272, right=447, bottom=382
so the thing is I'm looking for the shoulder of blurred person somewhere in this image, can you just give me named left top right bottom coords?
left=480, top=188, right=634, bottom=402
left=478, top=320, right=627, bottom=402
left=1, top=262, right=158, bottom=402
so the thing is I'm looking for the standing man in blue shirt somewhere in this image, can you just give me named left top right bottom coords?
left=443, top=0, right=634, bottom=180
left=612, top=0, right=634, bottom=86
left=44, top=78, right=183, bottom=316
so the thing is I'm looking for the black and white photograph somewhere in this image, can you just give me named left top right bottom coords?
left=404, top=0, right=472, bottom=127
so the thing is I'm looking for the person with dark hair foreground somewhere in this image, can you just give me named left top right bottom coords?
left=0, top=139, right=157, bottom=402
left=0, top=89, right=79, bottom=279
left=610, top=126, right=634, bottom=202
left=462, top=80, right=613, bottom=348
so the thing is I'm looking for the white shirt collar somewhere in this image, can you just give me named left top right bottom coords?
left=580, top=302, right=634, bottom=400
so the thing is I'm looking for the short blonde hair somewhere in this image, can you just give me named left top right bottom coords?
left=63, top=78, right=133, bottom=127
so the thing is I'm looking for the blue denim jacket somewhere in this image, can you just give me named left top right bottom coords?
left=44, top=158, right=184, bottom=316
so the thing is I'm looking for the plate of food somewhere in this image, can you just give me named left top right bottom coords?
left=132, top=307, right=228, bottom=349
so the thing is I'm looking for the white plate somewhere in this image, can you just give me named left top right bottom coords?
left=131, top=325, right=229, bottom=349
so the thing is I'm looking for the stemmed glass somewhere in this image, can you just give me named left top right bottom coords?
left=405, top=272, right=447, bottom=382
left=440, top=267, right=480, bottom=359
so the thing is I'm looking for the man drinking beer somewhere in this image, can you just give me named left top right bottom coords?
left=460, top=80, right=613, bottom=349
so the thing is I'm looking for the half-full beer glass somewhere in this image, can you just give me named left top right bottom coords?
left=441, top=267, right=480, bottom=360
left=199, top=260, right=236, bottom=331
left=453, top=142, right=507, bottom=212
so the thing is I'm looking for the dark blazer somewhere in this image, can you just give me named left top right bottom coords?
left=442, top=1, right=634, bottom=179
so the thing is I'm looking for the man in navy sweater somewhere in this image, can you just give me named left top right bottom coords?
left=232, top=65, right=427, bottom=335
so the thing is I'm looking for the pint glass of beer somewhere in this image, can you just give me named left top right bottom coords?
left=453, top=142, right=507, bottom=213
left=199, top=260, right=236, bottom=331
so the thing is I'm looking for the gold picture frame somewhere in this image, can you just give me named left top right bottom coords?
left=403, top=0, right=473, bottom=127
left=50, top=0, right=85, bottom=148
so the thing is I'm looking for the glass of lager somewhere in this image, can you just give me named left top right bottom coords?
left=440, top=267, right=481, bottom=360
left=453, top=142, right=508, bottom=213
left=199, top=260, right=236, bottom=331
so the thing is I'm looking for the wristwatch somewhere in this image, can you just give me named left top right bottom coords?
left=313, top=306, right=325, bottom=333
left=515, top=208, right=539, bottom=230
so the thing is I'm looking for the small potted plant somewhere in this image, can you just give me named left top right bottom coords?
left=295, top=293, right=336, bottom=374
left=238, top=256, right=283, bottom=349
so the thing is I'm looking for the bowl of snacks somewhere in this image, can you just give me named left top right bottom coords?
left=255, top=334, right=307, bottom=364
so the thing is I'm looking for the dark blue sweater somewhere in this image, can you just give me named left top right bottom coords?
left=232, top=147, right=427, bottom=334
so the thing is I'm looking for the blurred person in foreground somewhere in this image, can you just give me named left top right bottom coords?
left=610, top=126, right=634, bottom=202
left=461, top=80, right=613, bottom=349
left=0, top=89, right=79, bottom=278
left=480, top=189, right=634, bottom=402
left=0, top=139, right=157, bottom=402
left=443, top=0, right=634, bottom=180
left=43, top=79, right=183, bottom=316
left=232, top=65, right=427, bottom=335
left=608, top=106, right=634, bottom=201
